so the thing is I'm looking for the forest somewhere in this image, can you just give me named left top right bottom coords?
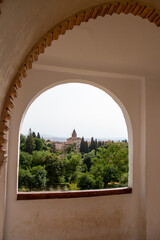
left=18, top=129, right=129, bottom=191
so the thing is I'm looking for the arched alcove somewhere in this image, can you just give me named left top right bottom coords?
left=1, top=1, right=155, bottom=238
left=1, top=1, right=160, bottom=240
left=5, top=61, right=140, bottom=240
left=1, top=0, right=160, bottom=165
left=17, top=81, right=132, bottom=196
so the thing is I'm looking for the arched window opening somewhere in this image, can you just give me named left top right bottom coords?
left=18, top=83, right=131, bottom=198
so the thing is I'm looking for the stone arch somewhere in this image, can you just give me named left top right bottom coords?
left=0, top=0, right=160, bottom=166
left=15, top=77, right=133, bottom=192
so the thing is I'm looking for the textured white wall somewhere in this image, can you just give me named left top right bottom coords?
left=3, top=67, right=144, bottom=240
left=0, top=0, right=109, bottom=116
left=145, top=79, right=160, bottom=240
left=0, top=1, right=160, bottom=239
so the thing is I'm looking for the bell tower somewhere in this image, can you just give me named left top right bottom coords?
left=72, top=129, right=77, bottom=138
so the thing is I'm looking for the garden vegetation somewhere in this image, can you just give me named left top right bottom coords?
left=18, top=129, right=128, bottom=191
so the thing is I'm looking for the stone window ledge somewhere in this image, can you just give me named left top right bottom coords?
left=17, top=187, right=132, bottom=200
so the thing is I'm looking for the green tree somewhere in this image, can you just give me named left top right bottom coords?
left=46, top=143, right=56, bottom=153
left=37, top=132, right=41, bottom=138
left=31, top=150, right=51, bottom=167
left=83, top=150, right=95, bottom=171
left=95, top=139, right=98, bottom=152
left=97, top=141, right=102, bottom=148
left=89, top=160, right=105, bottom=188
left=19, top=151, right=32, bottom=169
left=80, top=137, right=88, bottom=154
left=119, top=172, right=128, bottom=186
left=89, top=137, right=96, bottom=152
left=84, top=141, right=89, bottom=153
left=90, top=142, right=128, bottom=187
left=20, top=134, right=26, bottom=151
left=65, top=144, right=73, bottom=154
left=34, top=137, right=44, bottom=151
left=80, top=137, right=85, bottom=153
left=25, top=129, right=35, bottom=154
left=18, top=166, right=47, bottom=191
left=32, top=131, right=36, bottom=138
left=30, top=165, right=47, bottom=190
left=94, top=175, right=104, bottom=189
left=45, top=154, right=64, bottom=186
left=77, top=172, right=95, bottom=190
left=102, top=164, right=119, bottom=186
left=18, top=168, right=33, bottom=190
left=63, top=153, right=82, bottom=183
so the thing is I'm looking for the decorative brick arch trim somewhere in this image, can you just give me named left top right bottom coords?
left=0, top=0, right=5, bottom=15
left=0, top=0, right=160, bottom=166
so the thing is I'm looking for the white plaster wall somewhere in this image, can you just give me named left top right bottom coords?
left=0, top=1, right=160, bottom=239
left=1, top=0, right=160, bottom=116
left=145, top=79, right=160, bottom=240
left=4, top=67, right=144, bottom=240
left=0, top=0, right=109, bottom=115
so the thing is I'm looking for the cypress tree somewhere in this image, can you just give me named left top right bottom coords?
left=84, top=141, right=89, bottom=153
left=95, top=139, right=97, bottom=152
left=32, top=131, right=36, bottom=138
left=89, top=137, right=95, bottom=152
left=80, top=137, right=85, bottom=153
left=97, top=141, right=102, bottom=148
left=25, top=129, right=35, bottom=154
left=37, top=132, right=41, bottom=138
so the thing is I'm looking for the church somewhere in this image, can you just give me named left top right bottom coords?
left=66, top=129, right=81, bottom=149
left=53, top=130, right=82, bottom=151
left=0, top=1, right=160, bottom=239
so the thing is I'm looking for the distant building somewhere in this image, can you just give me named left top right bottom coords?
left=66, top=129, right=82, bottom=149
left=54, top=142, right=65, bottom=151
left=45, top=140, right=52, bottom=145
left=52, top=130, right=82, bottom=151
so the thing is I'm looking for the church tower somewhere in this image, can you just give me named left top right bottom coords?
left=72, top=129, right=77, bottom=138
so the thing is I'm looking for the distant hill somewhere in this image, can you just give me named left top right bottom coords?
left=21, top=132, right=127, bottom=142
left=42, top=134, right=127, bottom=142
left=42, top=135, right=67, bottom=142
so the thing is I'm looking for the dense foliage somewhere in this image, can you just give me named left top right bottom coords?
left=18, top=129, right=128, bottom=191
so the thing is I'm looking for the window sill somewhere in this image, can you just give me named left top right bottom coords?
left=17, top=187, right=132, bottom=200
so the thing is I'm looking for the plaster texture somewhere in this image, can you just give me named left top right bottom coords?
left=1, top=1, right=160, bottom=239
left=5, top=67, right=141, bottom=240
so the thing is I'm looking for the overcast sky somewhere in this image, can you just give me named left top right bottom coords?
left=21, top=83, right=128, bottom=140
